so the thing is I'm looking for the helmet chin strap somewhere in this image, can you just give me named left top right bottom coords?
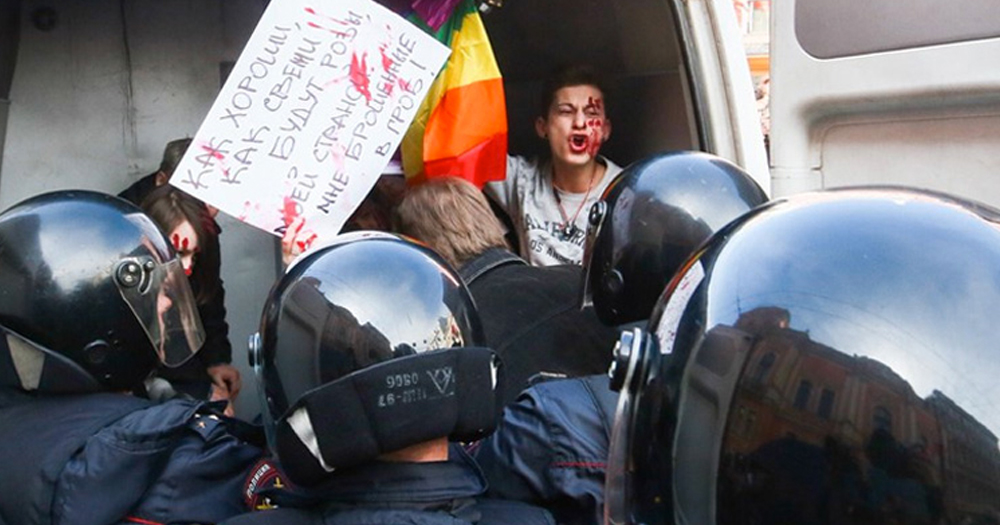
left=273, top=347, right=503, bottom=487
left=6, top=332, right=44, bottom=391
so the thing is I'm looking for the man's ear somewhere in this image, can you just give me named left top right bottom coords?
left=535, top=117, right=548, bottom=140
left=154, top=170, right=170, bottom=186
left=602, top=118, right=612, bottom=142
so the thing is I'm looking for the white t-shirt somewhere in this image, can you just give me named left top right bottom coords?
left=485, top=155, right=622, bottom=267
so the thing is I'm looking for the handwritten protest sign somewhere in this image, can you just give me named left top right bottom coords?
left=171, top=0, right=450, bottom=239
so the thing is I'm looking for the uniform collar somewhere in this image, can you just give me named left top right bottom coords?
left=316, top=444, right=487, bottom=505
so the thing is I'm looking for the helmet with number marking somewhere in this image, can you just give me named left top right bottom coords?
left=249, top=232, right=498, bottom=485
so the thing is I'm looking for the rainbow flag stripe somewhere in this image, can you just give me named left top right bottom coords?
left=402, top=0, right=507, bottom=187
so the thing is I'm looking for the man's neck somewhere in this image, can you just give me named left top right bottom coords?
left=378, top=438, right=449, bottom=463
left=552, top=159, right=605, bottom=194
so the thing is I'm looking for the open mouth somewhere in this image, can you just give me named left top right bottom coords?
left=569, top=134, right=589, bottom=153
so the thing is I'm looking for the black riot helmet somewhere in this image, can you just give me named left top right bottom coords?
left=605, top=186, right=1000, bottom=525
left=249, top=232, right=499, bottom=486
left=0, top=190, right=204, bottom=393
left=582, top=151, right=767, bottom=326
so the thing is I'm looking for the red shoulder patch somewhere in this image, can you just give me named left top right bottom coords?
left=243, top=458, right=286, bottom=511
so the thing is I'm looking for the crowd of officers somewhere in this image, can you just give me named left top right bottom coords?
left=4, top=63, right=997, bottom=525
left=0, top=143, right=764, bottom=525
left=0, top=61, right=771, bottom=525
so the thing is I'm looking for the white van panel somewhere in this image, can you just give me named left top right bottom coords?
left=1, top=0, right=259, bottom=207
left=795, top=0, right=1000, bottom=59
left=770, top=0, right=1000, bottom=204
left=0, top=0, right=276, bottom=421
left=817, top=111, right=1000, bottom=198
left=0, top=99, right=7, bottom=177
left=685, top=0, right=771, bottom=194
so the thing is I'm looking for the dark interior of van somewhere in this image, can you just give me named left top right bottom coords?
left=0, top=4, right=17, bottom=103
left=0, top=1, right=697, bottom=174
left=482, top=0, right=697, bottom=168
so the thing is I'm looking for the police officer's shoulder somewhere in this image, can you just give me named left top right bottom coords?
left=114, top=397, right=201, bottom=432
left=516, top=374, right=615, bottom=432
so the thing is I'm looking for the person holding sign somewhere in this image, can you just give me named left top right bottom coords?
left=142, top=184, right=241, bottom=413
left=169, top=0, right=450, bottom=251
left=484, top=64, right=622, bottom=267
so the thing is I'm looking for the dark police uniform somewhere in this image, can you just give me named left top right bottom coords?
left=222, top=445, right=554, bottom=525
left=0, top=387, right=262, bottom=525
left=473, top=375, right=617, bottom=525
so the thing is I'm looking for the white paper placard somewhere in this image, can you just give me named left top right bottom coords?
left=171, top=0, right=450, bottom=238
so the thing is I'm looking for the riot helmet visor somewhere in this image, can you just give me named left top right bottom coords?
left=116, top=251, right=204, bottom=367
left=580, top=199, right=609, bottom=309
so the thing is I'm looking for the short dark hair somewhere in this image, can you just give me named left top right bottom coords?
left=159, top=138, right=192, bottom=176
left=539, top=64, right=609, bottom=117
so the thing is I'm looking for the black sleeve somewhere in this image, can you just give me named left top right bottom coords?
left=118, top=172, right=158, bottom=206
left=197, top=273, right=233, bottom=367
left=193, top=231, right=232, bottom=367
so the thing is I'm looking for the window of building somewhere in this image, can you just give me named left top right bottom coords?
left=873, top=406, right=892, bottom=432
left=818, top=388, right=835, bottom=419
left=753, top=352, right=776, bottom=385
left=794, top=380, right=812, bottom=410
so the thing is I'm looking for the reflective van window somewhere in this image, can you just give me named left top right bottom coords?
left=796, top=0, right=1000, bottom=58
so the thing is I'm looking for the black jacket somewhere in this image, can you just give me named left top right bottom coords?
left=459, top=248, right=619, bottom=404
left=0, top=387, right=263, bottom=525
left=220, top=446, right=554, bottom=525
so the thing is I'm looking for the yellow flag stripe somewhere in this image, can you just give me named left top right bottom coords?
left=402, top=7, right=503, bottom=179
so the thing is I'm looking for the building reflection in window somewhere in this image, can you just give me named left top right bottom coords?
left=794, top=380, right=812, bottom=410
left=715, top=306, right=1000, bottom=525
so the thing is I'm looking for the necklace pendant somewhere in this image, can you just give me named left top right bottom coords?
left=562, top=223, right=577, bottom=241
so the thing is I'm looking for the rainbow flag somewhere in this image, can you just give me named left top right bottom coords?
left=402, top=0, right=507, bottom=188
